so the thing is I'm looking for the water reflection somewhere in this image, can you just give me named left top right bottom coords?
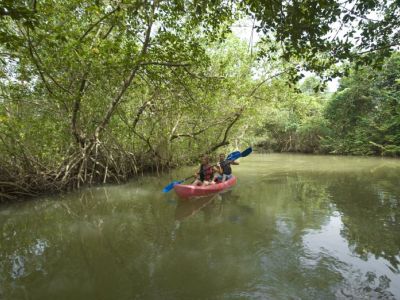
left=326, top=175, right=400, bottom=272
left=174, top=196, right=217, bottom=222
left=173, top=191, right=255, bottom=225
left=304, top=213, right=397, bottom=299
left=0, top=154, right=399, bottom=299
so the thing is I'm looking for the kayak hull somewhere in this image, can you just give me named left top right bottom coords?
left=174, top=176, right=237, bottom=199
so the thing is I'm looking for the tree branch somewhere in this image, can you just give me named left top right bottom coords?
left=71, top=71, right=89, bottom=146
left=79, top=6, right=120, bottom=42
left=132, top=100, right=152, bottom=130
left=24, top=26, right=55, bottom=96
left=248, top=70, right=288, bottom=97
left=183, top=66, right=225, bottom=79
left=139, top=61, right=191, bottom=67
left=357, top=42, right=400, bottom=55
left=170, top=120, right=227, bottom=141
left=93, top=1, right=156, bottom=140
left=208, top=108, right=244, bottom=153
left=23, top=25, right=73, bottom=97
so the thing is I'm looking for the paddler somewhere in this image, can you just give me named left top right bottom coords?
left=192, top=155, right=218, bottom=186
left=214, top=153, right=239, bottom=182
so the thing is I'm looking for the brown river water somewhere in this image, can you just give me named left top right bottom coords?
left=1, top=154, right=400, bottom=299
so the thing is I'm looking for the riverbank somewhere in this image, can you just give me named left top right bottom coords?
left=0, top=157, right=173, bottom=203
left=2, top=148, right=399, bottom=203
left=254, top=144, right=400, bottom=157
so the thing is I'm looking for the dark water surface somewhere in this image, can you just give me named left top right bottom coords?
left=1, top=154, right=400, bottom=299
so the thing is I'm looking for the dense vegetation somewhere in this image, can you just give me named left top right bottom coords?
left=254, top=54, right=400, bottom=156
left=1, top=0, right=400, bottom=200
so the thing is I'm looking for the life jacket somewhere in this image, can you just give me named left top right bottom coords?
left=199, top=164, right=213, bottom=181
left=219, top=160, right=232, bottom=175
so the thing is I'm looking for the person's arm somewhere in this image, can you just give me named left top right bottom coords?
left=229, top=160, right=239, bottom=165
left=213, top=165, right=221, bottom=174
left=194, top=167, right=200, bottom=179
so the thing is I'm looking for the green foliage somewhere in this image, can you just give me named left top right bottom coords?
left=250, top=78, right=329, bottom=153
left=0, top=0, right=259, bottom=200
left=1, top=0, right=400, bottom=200
left=323, top=53, right=400, bottom=156
left=254, top=53, right=400, bottom=157
left=247, top=0, right=400, bottom=79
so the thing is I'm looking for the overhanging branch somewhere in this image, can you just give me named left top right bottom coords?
left=79, top=6, right=120, bottom=42
left=207, top=108, right=244, bottom=153
left=170, top=120, right=227, bottom=141
left=139, top=61, right=191, bottom=67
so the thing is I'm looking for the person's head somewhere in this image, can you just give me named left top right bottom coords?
left=219, top=153, right=226, bottom=162
left=201, top=155, right=210, bottom=165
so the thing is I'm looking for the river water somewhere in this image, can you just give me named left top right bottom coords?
left=1, top=154, right=400, bottom=299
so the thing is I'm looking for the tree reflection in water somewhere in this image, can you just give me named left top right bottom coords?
left=1, top=155, right=400, bottom=299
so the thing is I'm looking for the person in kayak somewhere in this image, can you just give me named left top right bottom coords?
left=192, top=155, right=218, bottom=186
left=214, top=153, right=239, bottom=182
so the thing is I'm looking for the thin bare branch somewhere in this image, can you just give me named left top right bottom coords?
left=79, top=6, right=120, bottom=42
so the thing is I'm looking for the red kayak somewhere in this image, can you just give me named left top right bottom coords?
left=174, top=176, right=237, bottom=199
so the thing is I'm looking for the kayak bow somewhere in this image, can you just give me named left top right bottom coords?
left=173, top=176, right=237, bottom=199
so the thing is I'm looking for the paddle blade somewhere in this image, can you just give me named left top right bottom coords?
left=240, top=147, right=253, bottom=157
left=162, top=181, right=181, bottom=193
left=228, top=151, right=242, bottom=161
left=227, top=151, right=240, bottom=161
left=162, top=175, right=195, bottom=193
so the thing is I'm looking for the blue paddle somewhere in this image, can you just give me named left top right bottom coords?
left=162, top=147, right=253, bottom=193
left=238, top=147, right=252, bottom=158
left=226, top=151, right=240, bottom=161
left=162, top=175, right=196, bottom=193
left=226, top=147, right=252, bottom=160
